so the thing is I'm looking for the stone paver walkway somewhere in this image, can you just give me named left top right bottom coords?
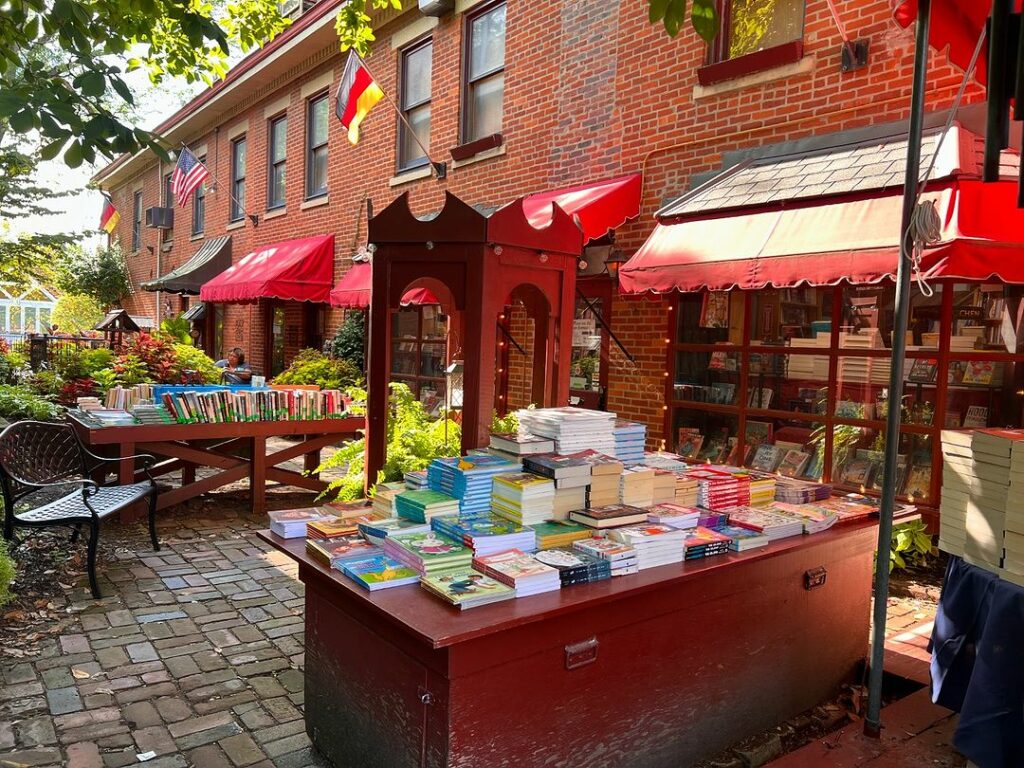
left=1, top=505, right=326, bottom=768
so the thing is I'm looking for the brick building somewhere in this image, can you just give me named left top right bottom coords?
left=93, top=0, right=980, bottom=453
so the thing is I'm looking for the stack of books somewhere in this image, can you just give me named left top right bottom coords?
left=517, top=407, right=617, bottom=455
left=76, top=396, right=103, bottom=411
left=714, top=525, right=769, bottom=552
left=473, top=549, right=561, bottom=597
left=940, top=429, right=1024, bottom=572
left=572, top=537, right=639, bottom=576
left=306, top=534, right=379, bottom=568
left=620, top=466, right=656, bottom=507
left=608, top=524, right=686, bottom=570
left=322, top=499, right=373, bottom=522
left=420, top=569, right=516, bottom=609
left=569, top=504, right=649, bottom=529
left=268, top=508, right=332, bottom=539
left=337, top=554, right=421, bottom=591
left=356, top=517, right=431, bottom=546
left=428, top=455, right=522, bottom=517
left=642, top=452, right=688, bottom=471
left=612, top=420, right=647, bottom=464
left=745, top=470, right=776, bottom=506
left=1004, top=436, right=1024, bottom=584
left=383, top=530, right=474, bottom=576
left=774, top=477, right=833, bottom=503
left=488, top=432, right=553, bottom=459
left=786, top=334, right=830, bottom=379
left=568, top=450, right=623, bottom=507
left=552, top=486, right=588, bottom=519
left=651, top=470, right=677, bottom=505
left=687, top=467, right=751, bottom=510
left=768, top=502, right=839, bottom=534
left=697, top=510, right=730, bottom=529
left=394, top=489, right=461, bottom=524
left=431, top=515, right=537, bottom=556
left=371, top=481, right=407, bottom=518
left=683, top=526, right=732, bottom=559
left=534, top=548, right=611, bottom=586
left=674, top=474, right=700, bottom=506
left=105, top=384, right=154, bottom=411
left=726, top=507, right=805, bottom=541
left=646, top=503, right=701, bottom=529
left=131, top=403, right=175, bottom=424
left=522, top=453, right=590, bottom=487
left=491, top=473, right=556, bottom=525
left=404, top=469, right=428, bottom=489
left=306, top=516, right=361, bottom=540
left=530, top=519, right=593, bottom=549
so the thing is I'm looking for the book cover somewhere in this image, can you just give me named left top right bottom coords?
left=339, top=555, right=421, bottom=590
left=750, top=444, right=784, bottom=472
left=700, top=292, right=730, bottom=329
left=907, top=358, right=938, bottom=383
left=963, top=405, right=988, bottom=428
left=677, top=432, right=704, bottom=459
left=962, top=360, right=996, bottom=385
left=388, top=531, right=471, bottom=563
left=475, top=549, right=557, bottom=580
left=420, top=569, right=515, bottom=604
left=777, top=450, right=811, bottom=478
left=839, top=458, right=875, bottom=486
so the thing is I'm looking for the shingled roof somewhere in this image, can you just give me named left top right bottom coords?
left=658, top=124, right=1021, bottom=220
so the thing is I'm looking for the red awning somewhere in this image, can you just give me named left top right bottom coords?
left=893, top=1, right=1004, bottom=85
left=200, top=234, right=335, bottom=303
left=329, top=262, right=438, bottom=308
left=620, top=181, right=1024, bottom=294
left=521, top=173, right=642, bottom=242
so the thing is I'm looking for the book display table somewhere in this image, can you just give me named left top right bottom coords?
left=68, top=415, right=363, bottom=518
left=259, top=519, right=877, bottom=768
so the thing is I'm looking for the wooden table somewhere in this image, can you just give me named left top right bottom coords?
left=69, top=415, right=363, bottom=518
left=259, top=520, right=877, bottom=768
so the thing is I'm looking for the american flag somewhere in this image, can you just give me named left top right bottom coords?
left=171, top=147, right=209, bottom=206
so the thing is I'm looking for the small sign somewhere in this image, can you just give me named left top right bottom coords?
left=573, top=317, right=597, bottom=347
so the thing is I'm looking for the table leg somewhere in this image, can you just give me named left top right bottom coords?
left=182, top=462, right=196, bottom=486
left=118, top=441, right=144, bottom=523
left=303, top=436, right=321, bottom=477
left=251, top=436, right=267, bottom=517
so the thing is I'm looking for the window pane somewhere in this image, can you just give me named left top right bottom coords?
left=675, top=291, right=745, bottom=344
left=470, top=4, right=506, bottom=78
left=751, top=286, right=832, bottom=345
left=271, top=117, right=287, bottom=162
left=270, top=164, right=286, bottom=208
left=400, top=104, right=430, bottom=166
left=950, top=282, right=1024, bottom=353
left=729, top=0, right=805, bottom=59
left=310, top=97, right=328, bottom=147
left=311, top=146, right=328, bottom=195
left=403, top=44, right=432, bottom=109
left=231, top=178, right=246, bottom=220
left=233, top=139, right=246, bottom=175
left=422, top=306, right=446, bottom=339
left=470, top=72, right=504, bottom=140
left=392, top=309, right=419, bottom=339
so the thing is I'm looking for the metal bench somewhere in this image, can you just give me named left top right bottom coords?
left=0, top=420, right=159, bottom=598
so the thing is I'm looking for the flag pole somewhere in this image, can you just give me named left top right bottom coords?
left=178, top=142, right=260, bottom=227
left=354, top=52, right=447, bottom=180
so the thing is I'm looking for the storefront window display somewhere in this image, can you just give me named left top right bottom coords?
left=391, top=304, right=448, bottom=415
left=667, top=282, right=1024, bottom=511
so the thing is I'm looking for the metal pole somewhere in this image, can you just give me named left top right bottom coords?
left=575, top=288, right=636, bottom=364
left=864, top=0, right=932, bottom=738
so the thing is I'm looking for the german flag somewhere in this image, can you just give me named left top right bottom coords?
left=335, top=51, right=384, bottom=145
left=99, top=192, right=120, bottom=234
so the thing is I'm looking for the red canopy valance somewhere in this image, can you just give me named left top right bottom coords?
left=329, top=262, right=438, bottom=308
left=520, top=173, right=642, bottom=242
left=620, top=180, right=1024, bottom=294
left=200, top=234, right=334, bottom=303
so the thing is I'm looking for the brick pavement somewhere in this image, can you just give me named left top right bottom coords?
left=0, top=505, right=328, bottom=768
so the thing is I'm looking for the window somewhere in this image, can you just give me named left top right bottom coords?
left=391, top=305, right=448, bottom=416
left=192, top=157, right=206, bottom=236
left=306, top=94, right=329, bottom=198
left=162, top=172, right=174, bottom=242
left=132, top=190, right=142, bottom=251
left=463, top=2, right=505, bottom=143
left=701, top=0, right=805, bottom=84
left=398, top=39, right=432, bottom=171
left=267, top=115, right=288, bottom=210
left=230, top=136, right=247, bottom=222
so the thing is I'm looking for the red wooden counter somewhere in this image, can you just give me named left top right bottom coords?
left=258, top=520, right=877, bottom=768
left=68, top=414, right=363, bottom=518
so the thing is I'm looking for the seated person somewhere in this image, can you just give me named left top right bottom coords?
left=215, top=347, right=253, bottom=384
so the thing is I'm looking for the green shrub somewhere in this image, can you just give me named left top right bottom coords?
left=326, top=312, right=366, bottom=372
left=172, top=344, right=221, bottom=384
left=0, top=539, right=14, bottom=607
left=54, top=347, right=114, bottom=380
left=491, top=409, right=519, bottom=434
left=0, top=384, right=63, bottom=421
left=111, top=353, right=152, bottom=386
left=890, top=519, right=936, bottom=572
left=159, top=315, right=193, bottom=345
left=273, top=349, right=362, bottom=390
left=79, top=348, right=114, bottom=377
left=51, top=293, right=104, bottom=334
left=28, top=370, right=62, bottom=398
left=316, top=383, right=460, bottom=501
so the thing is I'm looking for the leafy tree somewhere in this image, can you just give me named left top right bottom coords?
left=326, top=311, right=367, bottom=372
left=56, top=243, right=131, bottom=308
left=51, top=293, right=104, bottom=335
left=334, top=0, right=719, bottom=54
left=0, top=1, right=290, bottom=166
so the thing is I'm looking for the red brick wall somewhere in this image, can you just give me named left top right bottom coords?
left=106, top=0, right=984, bottom=435
left=505, top=305, right=534, bottom=410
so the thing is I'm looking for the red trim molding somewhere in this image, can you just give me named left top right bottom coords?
left=697, top=41, right=804, bottom=87
left=450, top=133, right=504, bottom=162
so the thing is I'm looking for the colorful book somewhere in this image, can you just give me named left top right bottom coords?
left=420, top=568, right=516, bottom=609
left=337, top=555, right=421, bottom=591
left=568, top=504, right=650, bottom=529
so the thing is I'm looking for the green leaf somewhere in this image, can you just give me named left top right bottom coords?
left=648, top=0, right=671, bottom=23
left=77, top=71, right=106, bottom=97
left=690, top=0, right=719, bottom=42
left=9, top=109, right=34, bottom=132
left=63, top=140, right=83, bottom=168
left=39, top=138, right=65, bottom=161
left=664, top=0, right=687, bottom=37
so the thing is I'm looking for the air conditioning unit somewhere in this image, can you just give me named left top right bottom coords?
left=145, top=207, right=174, bottom=229
left=419, top=0, right=454, bottom=16
left=278, top=0, right=301, bottom=19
